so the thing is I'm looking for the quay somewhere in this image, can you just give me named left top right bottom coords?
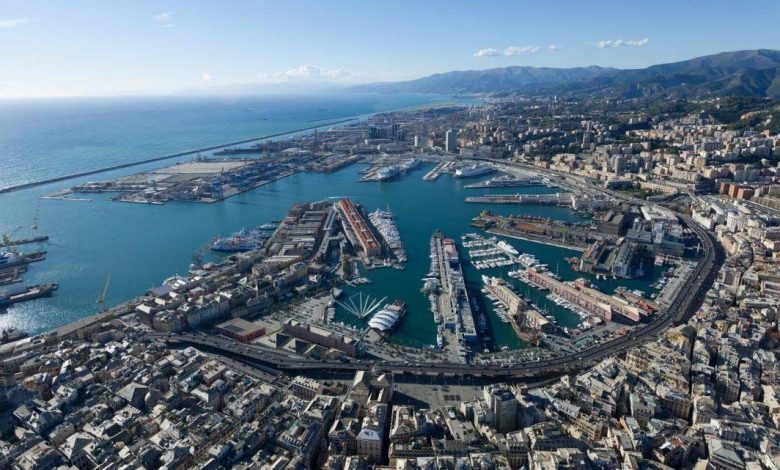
left=465, top=193, right=572, bottom=206
left=0, top=235, right=49, bottom=248
left=0, top=118, right=358, bottom=195
left=423, top=161, right=455, bottom=181
left=524, top=268, right=643, bottom=322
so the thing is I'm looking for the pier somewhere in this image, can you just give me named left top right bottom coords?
left=465, top=193, right=572, bottom=206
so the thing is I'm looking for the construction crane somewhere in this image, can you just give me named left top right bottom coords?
left=1, top=226, right=22, bottom=247
left=97, top=274, right=111, bottom=313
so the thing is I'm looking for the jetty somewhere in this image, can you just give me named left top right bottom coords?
left=0, top=118, right=358, bottom=195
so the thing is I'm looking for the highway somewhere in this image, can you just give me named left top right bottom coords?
left=162, top=160, right=724, bottom=380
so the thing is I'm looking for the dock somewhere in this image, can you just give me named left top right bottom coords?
left=0, top=235, right=49, bottom=248
left=465, top=193, right=572, bottom=206
left=423, top=161, right=456, bottom=181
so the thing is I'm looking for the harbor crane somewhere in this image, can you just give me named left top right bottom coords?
left=1, top=226, right=22, bottom=246
left=97, top=273, right=111, bottom=313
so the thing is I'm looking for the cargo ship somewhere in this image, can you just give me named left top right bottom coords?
left=0, top=251, right=46, bottom=269
left=454, top=164, right=495, bottom=178
left=209, top=228, right=269, bottom=252
left=0, top=283, right=58, bottom=307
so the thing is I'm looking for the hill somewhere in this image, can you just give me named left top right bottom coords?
left=353, top=50, right=780, bottom=98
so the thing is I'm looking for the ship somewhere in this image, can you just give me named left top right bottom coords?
left=0, top=283, right=58, bottom=307
left=368, top=208, right=407, bottom=262
left=209, top=228, right=269, bottom=252
left=496, top=240, right=519, bottom=256
left=375, top=165, right=401, bottom=181
left=0, top=251, right=46, bottom=269
left=454, top=164, right=495, bottom=178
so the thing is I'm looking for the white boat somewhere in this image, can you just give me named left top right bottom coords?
left=454, top=164, right=495, bottom=178
left=496, top=241, right=519, bottom=256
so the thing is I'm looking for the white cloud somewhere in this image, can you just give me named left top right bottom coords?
left=152, top=12, right=175, bottom=28
left=202, top=72, right=213, bottom=82
left=474, top=48, right=502, bottom=57
left=548, top=44, right=561, bottom=51
left=475, top=46, right=544, bottom=58
left=503, top=46, right=540, bottom=56
left=257, top=65, right=358, bottom=82
left=596, top=37, right=649, bottom=48
left=0, top=18, right=31, bottom=29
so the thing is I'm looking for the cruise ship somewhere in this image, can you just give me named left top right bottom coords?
left=375, top=165, right=401, bottom=181
left=454, top=164, right=495, bottom=178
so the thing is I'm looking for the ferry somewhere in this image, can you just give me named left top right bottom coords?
left=454, top=164, right=495, bottom=178
left=375, top=165, right=401, bottom=181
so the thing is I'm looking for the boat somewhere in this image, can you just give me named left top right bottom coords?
left=454, top=164, right=495, bottom=178
left=0, top=251, right=46, bottom=269
left=0, top=283, right=58, bottom=307
left=331, top=287, right=343, bottom=299
left=375, top=165, right=401, bottom=181
left=209, top=228, right=269, bottom=252
left=496, top=241, right=519, bottom=256
left=259, top=223, right=278, bottom=231
left=368, top=209, right=407, bottom=262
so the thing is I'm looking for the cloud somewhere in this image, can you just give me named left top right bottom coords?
left=152, top=12, right=175, bottom=28
left=202, top=72, right=213, bottom=82
left=257, top=65, right=358, bottom=81
left=596, top=37, right=649, bottom=48
left=474, top=46, right=543, bottom=58
left=548, top=44, right=561, bottom=51
left=0, top=18, right=31, bottom=29
left=503, top=46, right=541, bottom=56
left=474, top=48, right=502, bottom=57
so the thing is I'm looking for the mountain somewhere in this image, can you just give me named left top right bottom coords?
left=354, top=50, right=780, bottom=98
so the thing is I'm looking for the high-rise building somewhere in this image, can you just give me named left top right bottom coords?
left=483, top=384, right=518, bottom=433
left=445, top=129, right=457, bottom=153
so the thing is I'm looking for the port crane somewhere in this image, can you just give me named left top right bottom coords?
left=1, top=226, right=23, bottom=247
left=97, top=274, right=111, bottom=313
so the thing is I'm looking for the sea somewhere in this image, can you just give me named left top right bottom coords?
left=0, top=93, right=661, bottom=348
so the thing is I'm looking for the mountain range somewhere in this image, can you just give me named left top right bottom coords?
left=353, top=49, right=780, bottom=98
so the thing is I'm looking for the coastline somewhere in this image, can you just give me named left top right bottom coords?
left=0, top=95, right=456, bottom=196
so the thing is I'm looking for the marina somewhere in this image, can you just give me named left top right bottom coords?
left=368, top=208, right=407, bottom=264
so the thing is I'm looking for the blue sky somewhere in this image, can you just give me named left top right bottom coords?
left=1, top=0, right=779, bottom=98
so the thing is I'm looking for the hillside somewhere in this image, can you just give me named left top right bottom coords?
left=354, top=50, right=780, bottom=98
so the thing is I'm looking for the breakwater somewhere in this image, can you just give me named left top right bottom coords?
left=0, top=118, right=358, bottom=194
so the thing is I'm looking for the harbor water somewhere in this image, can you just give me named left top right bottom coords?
left=0, top=96, right=661, bottom=349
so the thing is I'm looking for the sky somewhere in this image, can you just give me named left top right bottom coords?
left=1, top=0, right=779, bottom=98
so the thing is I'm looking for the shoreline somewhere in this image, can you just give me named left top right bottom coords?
left=0, top=118, right=358, bottom=195
left=487, top=229, right=586, bottom=252
left=0, top=96, right=457, bottom=196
